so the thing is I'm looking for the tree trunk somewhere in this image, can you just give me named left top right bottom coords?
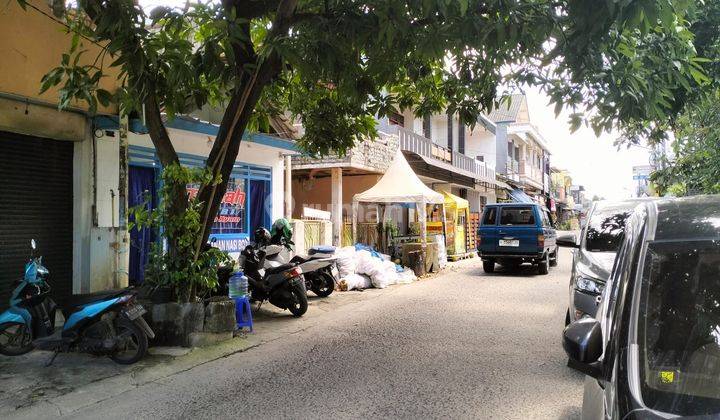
left=196, top=0, right=297, bottom=248
left=143, top=93, right=188, bottom=261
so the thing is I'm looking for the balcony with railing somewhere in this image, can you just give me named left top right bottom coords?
left=520, top=160, right=544, bottom=189
left=393, top=126, right=495, bottom=183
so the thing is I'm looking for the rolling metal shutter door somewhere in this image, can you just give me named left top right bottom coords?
left=0, top=132, right=73, bottom=310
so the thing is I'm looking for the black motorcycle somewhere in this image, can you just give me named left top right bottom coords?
left=240, top=230, right=308, bottom=317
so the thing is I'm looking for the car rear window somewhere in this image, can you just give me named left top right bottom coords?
left=482, top=207, right=497, bottom=225
left=499, top=207, right=535, bottom=226
left=585, top=209, right=631, bottom=252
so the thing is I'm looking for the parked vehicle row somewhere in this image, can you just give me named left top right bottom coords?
left=562, top=195, right=720, bottom=418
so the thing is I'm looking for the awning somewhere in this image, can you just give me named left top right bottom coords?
left=442, top=191, right=469, bottom=210
left=508, top=188, right=534, bottom=203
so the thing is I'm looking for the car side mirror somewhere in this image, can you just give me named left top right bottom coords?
left=556, top=234, right=579, bottom=248
left=563, top=318, right=603, bottom=378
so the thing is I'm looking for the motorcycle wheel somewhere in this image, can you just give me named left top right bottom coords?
left=288, top=283, right=308, bottom=317
left=0, top=322, right=34, bottom=356
left=109, top=319, right=148, bottom=365
left=311, top=271, right=335, bottom=298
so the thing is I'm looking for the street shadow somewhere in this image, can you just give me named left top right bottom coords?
left=472, top=263, right=542, bottom=277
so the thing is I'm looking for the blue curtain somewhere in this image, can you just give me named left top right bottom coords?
left=249, top=179, right=271, bottom=230
left=129, top=166, right=156, bottom=285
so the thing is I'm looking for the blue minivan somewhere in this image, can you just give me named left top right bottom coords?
left=478, top=203, right=558, bottom=275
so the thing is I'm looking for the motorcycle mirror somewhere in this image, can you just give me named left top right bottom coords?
left=30, top=239, right=36, bottom=250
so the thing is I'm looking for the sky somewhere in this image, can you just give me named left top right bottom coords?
left=523, top=87, right=650, bottom=200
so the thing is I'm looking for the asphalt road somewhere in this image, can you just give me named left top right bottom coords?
left=66, top=248, right=584, bottom=419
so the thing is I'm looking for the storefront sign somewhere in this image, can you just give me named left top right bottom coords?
left=188, top=178, right=249, bottom=252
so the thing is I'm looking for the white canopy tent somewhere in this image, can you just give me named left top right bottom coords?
left=352, top=150, right=445, bottom=246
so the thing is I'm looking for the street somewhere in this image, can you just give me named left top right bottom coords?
left=50, top=248, right=584, bottom=419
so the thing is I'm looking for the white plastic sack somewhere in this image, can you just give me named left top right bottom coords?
left=397, top=268, right=417, bottom=284
left=340, top=273, right=372, bottom=291
left=334, top=246, right=357, bottom=278
left=432, top=234, right=448, bottom=269
left=355, top=250, right=378, bottom=275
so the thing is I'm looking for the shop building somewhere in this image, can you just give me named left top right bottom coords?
left=122, top=117, right=295, bottom=284
left=0, top=0, right=294, bottom=306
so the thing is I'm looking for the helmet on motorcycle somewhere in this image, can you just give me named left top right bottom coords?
left=253, top=227, right=271, bottom=245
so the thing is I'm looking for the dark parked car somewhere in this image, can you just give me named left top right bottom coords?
left=557, top=199, right=650, bottom=325
left=478, top=203, right=557, bottom=275
left=563, top=195, right=720, bottom=419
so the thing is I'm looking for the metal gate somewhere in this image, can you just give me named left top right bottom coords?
left=0, top=132, right=74, bottom=309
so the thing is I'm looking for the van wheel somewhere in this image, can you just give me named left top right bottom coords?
left=537, top=253, right=549, bottom=275
left=482, top=260, right=495, bottom=273
left=550, top=247, right=559, bottom=267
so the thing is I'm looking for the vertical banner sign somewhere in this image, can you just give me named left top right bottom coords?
left=188, top=177, right=249, bottom=252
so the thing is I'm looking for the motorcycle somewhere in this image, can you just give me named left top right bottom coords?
left=240, top=229, right=309, bottom=317
left=266, top=219, right=338, bottom=297
left=0, top=240, right=155, bottom=365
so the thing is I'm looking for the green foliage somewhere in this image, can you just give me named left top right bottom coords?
left=129, top=164, right=232, bottom=302
left=33, top=0, right=709, bottom=149
left=651, top=91, right=720, bottom=196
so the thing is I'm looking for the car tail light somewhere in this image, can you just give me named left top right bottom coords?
left=538, top=234, right=545, bottom=248
left=285, top=267, right=302, bottom=278
left=477, top=235, right=482, bottom=246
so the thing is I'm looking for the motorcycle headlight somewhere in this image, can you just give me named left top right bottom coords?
left=575, top=274, right=605, bottom=294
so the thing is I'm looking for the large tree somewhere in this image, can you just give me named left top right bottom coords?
left=30, top=0, right=705, bottom=278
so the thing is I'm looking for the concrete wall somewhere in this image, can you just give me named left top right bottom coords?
left=465, top=126, right=496, bottom=168
left=292, top=174, right=381, bottom=223
left=0, top=0, right=119, bottom=114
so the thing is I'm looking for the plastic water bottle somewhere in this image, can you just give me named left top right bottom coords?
left=228, top=272, right=248, bottom=298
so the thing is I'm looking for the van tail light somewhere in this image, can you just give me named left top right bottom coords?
left=538, top=234, right=545, bottom=248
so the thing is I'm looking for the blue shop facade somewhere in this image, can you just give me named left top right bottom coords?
left=124, top=118, right=296, bottom=285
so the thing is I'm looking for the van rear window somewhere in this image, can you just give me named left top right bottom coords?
left=482, top=208, right=497, bottom=225
left=500, top=207, right=535, bottom=226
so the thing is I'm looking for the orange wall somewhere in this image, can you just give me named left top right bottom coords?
left=0, top=0, right=119, bottom=113
left=292, top=174, right=381, bottom=222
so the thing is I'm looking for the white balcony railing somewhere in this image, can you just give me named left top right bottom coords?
left=395, top=126, right=495, bottom=182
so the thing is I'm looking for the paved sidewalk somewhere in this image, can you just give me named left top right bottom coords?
left=2, top=271, right=437, bottom=418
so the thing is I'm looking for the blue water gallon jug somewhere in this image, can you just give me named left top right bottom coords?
left=228, top=271, right=248, bottom=298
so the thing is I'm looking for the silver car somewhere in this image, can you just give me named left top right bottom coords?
left=558, top=199, right=652, bottom=325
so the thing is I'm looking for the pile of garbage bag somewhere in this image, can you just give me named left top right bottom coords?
left=335, top=244, right=417, bottom=291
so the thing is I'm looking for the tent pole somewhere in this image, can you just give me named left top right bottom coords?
left=419, top=199, right=427, bottom=248
left=352, top=200, right=358, bottom=245
left=441, top=203, right=448, bottom=250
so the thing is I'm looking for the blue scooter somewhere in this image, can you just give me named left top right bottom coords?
left=0, top=239, right=155, bottom=365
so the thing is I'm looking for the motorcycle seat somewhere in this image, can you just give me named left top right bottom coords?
left=308, top=245, right=335, bottom=255
left=265, top=263, right=295, bottom=276
left=57, top=288, right=132, bottom=310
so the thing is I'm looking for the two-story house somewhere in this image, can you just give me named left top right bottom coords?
left=465, top=94, right=552, bottom=205
left=291, top=108, right=502, bottom=246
